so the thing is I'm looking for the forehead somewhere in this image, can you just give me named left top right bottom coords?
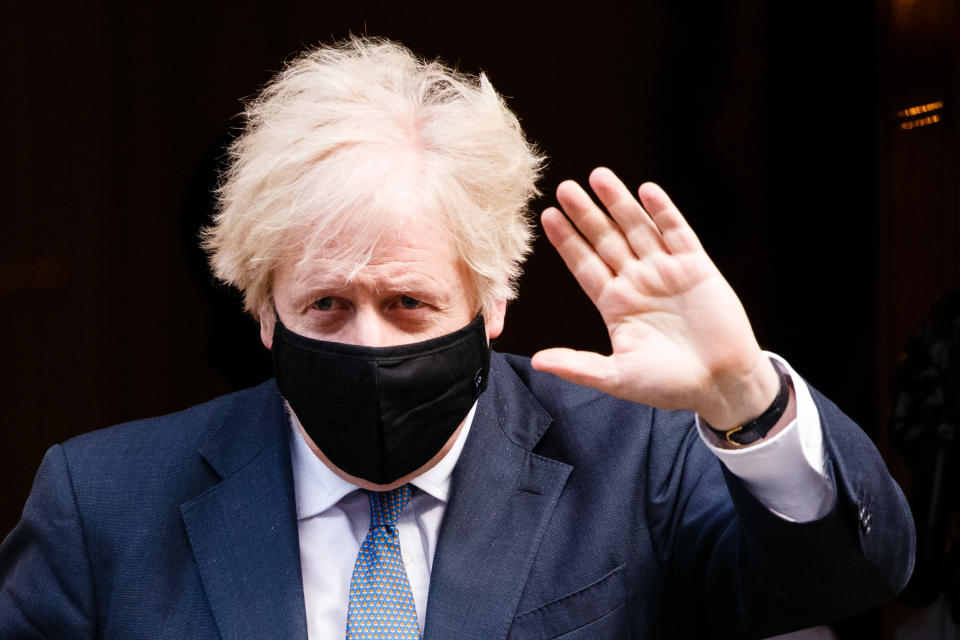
left=277, top=208, right=468, bottom=297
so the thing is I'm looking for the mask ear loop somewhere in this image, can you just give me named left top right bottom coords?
left=473, top=314, right=491, bottom=395
left=272, top=305, right=288, bottom=331
left=271, top=306, right=291, bottom=342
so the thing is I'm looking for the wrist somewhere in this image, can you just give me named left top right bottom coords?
left=703, top=358, right=793, bottom=446
left=698, top=355, right=781, bottom=430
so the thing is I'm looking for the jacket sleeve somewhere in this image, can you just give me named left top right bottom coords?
left=0, top=445, right=97, bottom=639
left=644, top=387, right=916, bottom=639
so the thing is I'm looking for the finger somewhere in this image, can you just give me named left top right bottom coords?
left=531, top=348, right=621, bottom=394
left=554, top=179, right=635, bottom=272
left=541, top=207, right=613, bottom=303
left=636, top=182, right=703, bottom=254
left=588, top=167, right=667, bottom=257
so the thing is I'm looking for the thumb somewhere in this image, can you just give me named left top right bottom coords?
left=531, top=348, right=620, bottom=394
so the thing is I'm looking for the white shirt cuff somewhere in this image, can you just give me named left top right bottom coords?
left=695, top=352, right=835, bottom=523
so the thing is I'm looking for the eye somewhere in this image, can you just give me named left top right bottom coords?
left=399, top=295, right=422, bottom=310
left=312, top=297, right=334, bottom=311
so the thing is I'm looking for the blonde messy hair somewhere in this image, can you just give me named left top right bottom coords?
left=203, top=36, right=545, bottom=319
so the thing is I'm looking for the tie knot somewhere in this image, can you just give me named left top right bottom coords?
left=365, top=484, right=412, bottom=529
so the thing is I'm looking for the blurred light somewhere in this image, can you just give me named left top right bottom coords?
left=900, top=114, right=942, bottom=130
left=896, top=101, right=943, bottom=118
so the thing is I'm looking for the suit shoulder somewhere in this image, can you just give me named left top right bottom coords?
left=493, top=351, right=697, bottom=449
left=60, top=379, right=278, bottom=472
left=495, top=351, right=671, bottom=421
left=495, top=352, right=611, bottom=410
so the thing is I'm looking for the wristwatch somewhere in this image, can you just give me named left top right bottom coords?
left=706, top=359, right=791, bottom=446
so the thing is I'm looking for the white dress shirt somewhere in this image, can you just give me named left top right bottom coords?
left=290, top=354, right=833, bottom=639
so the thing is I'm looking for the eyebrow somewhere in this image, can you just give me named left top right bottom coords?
left=292, top=271, right=449, bottom=303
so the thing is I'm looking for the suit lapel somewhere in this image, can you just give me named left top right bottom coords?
left=423, top=354, right=572, bottom=640
left=180, top=381, right=308, bottom=640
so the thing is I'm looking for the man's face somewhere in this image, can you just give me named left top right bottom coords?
left=263, top=214, right=503, bottom=348
left=261, top=210, right=505, bottom=490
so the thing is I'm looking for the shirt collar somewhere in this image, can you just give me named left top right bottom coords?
left=289, top=402, right=477, bottom=520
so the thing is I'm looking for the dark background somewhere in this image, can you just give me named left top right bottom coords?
left=2, top=1, right=957, bottom=637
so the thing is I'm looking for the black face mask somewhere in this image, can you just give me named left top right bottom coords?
left=271, top=314, right=490, bottom=485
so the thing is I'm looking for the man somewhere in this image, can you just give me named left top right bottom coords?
left=0, top=37, right=913, bottom=639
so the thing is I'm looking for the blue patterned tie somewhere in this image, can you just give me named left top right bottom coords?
left=345, top=485, right=420, bottom=640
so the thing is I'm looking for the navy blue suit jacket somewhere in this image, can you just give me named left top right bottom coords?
left=0, top=352, right=915, bottom=638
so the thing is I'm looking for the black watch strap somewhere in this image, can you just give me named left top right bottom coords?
left=706, top=359, right=791, bottom=446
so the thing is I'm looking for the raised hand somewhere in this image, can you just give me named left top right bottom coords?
left=531, top=167, right=781, bottom=430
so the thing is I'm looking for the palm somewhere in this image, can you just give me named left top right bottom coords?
left=532, top=168, right=769, bottom=425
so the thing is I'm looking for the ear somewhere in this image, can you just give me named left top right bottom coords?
left=259, top=308, right=275, bottom=350
left=484, top=299, right=507, bottom=341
